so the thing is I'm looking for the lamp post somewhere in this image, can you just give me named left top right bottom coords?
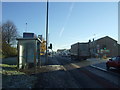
left=46, top=0, right=49, bottom=64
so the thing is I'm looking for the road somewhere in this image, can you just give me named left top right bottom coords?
left=34, top=55, right=120, bottom=88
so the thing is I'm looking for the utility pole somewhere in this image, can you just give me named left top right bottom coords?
left=46, top=0, right=49, bottom=64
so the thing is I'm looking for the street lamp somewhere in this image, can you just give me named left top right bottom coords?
left=46, top=0, right=49, bottom=64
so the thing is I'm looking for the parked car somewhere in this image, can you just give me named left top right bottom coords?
left=106, top=56, right=120, bottom=70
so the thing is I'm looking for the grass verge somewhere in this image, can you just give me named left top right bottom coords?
left=1, top=63, right=37, bottom=88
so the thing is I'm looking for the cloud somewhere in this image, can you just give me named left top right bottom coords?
left=59, top=27, right=64, bottom=37
left=65, top=2, right=74, bottom=25
left=59, top=3, right=74, bottom=38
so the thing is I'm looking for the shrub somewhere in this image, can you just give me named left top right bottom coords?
left=2, top=43, right=17, bottom=58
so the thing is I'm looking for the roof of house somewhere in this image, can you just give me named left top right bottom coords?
left=96, top=36, right=117, bottom=42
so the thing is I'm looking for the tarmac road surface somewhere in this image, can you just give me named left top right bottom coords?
left=34, top=55, right=120, bottom=88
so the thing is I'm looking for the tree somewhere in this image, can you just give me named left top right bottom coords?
left=0, top=21, right=20, bottom=57
left=2, top=21, right=19, bottom=45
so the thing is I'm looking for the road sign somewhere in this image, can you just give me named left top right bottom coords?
left=100, top=49, right=110, bottom=53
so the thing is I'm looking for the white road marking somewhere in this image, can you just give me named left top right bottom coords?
left=90, top=65, right=107, bottom=72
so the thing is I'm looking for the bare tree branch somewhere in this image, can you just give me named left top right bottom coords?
left=2, top=21, right=19, bottom=45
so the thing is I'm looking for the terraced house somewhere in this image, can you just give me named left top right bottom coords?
left=89, top=36, right=120, bottom=58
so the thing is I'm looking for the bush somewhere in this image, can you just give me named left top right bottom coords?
left=2, top=43, right=17, bottom=58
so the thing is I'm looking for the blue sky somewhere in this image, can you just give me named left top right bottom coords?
left=2, top=2, right=118, bottom=51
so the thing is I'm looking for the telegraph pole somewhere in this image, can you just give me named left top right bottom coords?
left=46, top=0, right=49, bottom=64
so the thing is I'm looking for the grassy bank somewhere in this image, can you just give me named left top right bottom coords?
left=1, top=57, right=37, bottom=88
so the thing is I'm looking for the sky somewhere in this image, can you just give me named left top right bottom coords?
left=2, top=2, right=118, bottom=51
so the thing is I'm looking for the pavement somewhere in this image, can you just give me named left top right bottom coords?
left=90, top=61, right=120, bottom=77
left=83, top=58, right=120, bottom=77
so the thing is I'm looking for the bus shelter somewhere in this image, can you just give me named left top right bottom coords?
left=16, top=38, right=42, bottom=69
